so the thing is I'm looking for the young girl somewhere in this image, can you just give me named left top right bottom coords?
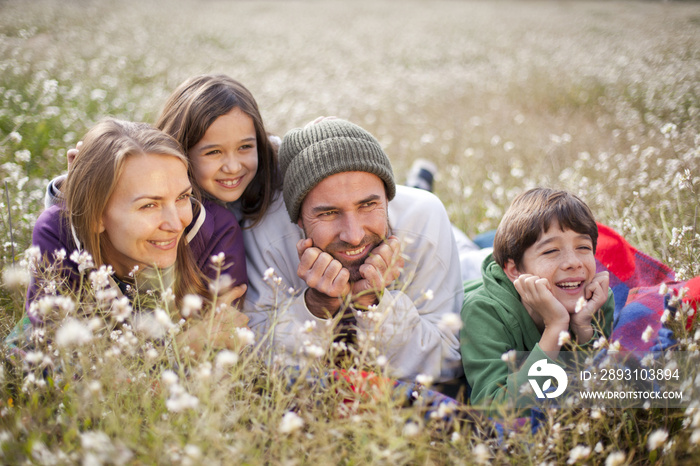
left=18, top=119, right=247, bottom=355
left=155, top=74, right=282, bottom=227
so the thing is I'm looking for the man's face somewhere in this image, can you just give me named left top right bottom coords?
left=298, top=171, right=389, bottom=282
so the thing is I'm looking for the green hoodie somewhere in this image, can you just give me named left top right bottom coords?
left=460, top=254, right=614, bottom=406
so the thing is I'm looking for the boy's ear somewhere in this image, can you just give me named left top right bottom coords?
left=503, top=259, right=521, bottom=283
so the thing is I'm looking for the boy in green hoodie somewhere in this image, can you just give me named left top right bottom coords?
left=461, top=187, right=614, bottom=405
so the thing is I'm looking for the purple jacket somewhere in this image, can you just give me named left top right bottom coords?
left=27, top=199, right=247, bottom=316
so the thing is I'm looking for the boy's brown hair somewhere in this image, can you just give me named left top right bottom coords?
left=492, top=187, right=598, bottom=270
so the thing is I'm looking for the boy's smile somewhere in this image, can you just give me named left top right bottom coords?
left=513, top=222, right=596, bottom=313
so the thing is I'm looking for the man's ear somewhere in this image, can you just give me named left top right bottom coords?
left=503, top=259, right=521, bottom=283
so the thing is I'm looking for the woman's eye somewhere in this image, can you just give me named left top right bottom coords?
left=177, top=192, right=192, bottom=202
left=140, top=203, right=156, bottom=210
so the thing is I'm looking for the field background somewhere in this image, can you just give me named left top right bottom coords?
left=1, top=0, right=700, bottom=464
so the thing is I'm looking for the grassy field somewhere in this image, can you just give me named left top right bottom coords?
left=1, top=0, right=700, bottom=464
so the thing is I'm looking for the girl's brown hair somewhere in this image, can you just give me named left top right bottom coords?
left=155, top=74, right=282, bottom=227
left=63, top=118, right=209, bottom=302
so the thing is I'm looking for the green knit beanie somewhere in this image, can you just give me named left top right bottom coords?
left=279, top=118, right=396, bottom=223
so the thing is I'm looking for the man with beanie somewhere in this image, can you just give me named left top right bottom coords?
left=243, top=117, right=463, bottom=383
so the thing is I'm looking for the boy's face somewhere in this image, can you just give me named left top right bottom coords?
left=506, top=222, right=597, bottom=313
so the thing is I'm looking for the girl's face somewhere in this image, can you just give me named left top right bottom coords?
left=100, top=153, right=193, bottom=278
left=189, top=107, right=259, bottom=203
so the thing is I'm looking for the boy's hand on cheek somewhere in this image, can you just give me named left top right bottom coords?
left=513, top=274, right=569, bottom=330
left=570, top=271, right=609, bottom=342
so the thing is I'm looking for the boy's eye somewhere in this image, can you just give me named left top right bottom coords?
left=542, top=249, right=558, bottom=255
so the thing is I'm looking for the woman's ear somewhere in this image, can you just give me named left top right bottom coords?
left=503, top=259, right=521, bottom=283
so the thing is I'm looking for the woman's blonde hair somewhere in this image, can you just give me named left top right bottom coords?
left=63, top=118, right=208, bottom=301
left=156, top=74, right=282, bottom=227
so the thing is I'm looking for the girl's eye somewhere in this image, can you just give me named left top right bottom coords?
left=204, top=149, right=222, bottom=156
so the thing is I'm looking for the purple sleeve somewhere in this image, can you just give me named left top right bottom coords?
left=188, top=200, right=248, bottom=288
left=27, top=205, right=80, bottom=320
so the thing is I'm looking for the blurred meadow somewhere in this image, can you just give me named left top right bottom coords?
left=1, top=0, right=700, bottom=464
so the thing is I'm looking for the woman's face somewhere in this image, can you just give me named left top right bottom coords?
left=188, top=107, right=259, bottom=203
left=100, top=153, right=193, bottom=277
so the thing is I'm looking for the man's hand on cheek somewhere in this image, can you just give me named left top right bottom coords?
left=351, top=236, right=404, bottom=308
left=297, top=238, right=351, bottom=318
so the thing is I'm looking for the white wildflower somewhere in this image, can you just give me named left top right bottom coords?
left=594, top=441, right=603, bottom=453
left=641, top=325, right=654, bottom=343
left=593, top=335, right=607, bottom=349
left=90, top=89, right=107, bottom=101
left=209, top=273, right=233, bottom=295
left=450, top=431, right=460, bottom=443
left=641, top=353, right=655, bottom=367
left=263, top=267, right=275, bottom=281
left=302, top=320, right=317, bottom=333
left=14, top=149, right=31, bottom=163
left=210, top=252, right=226, bottom=267
left=501, top=350, right=516, bottom=364
left=660, top=309, right=671, bottom=324
left=2, top=265, right=30, bottom=289
left=161, top=370, right=178, bottom=386
left=473, top=443, right=490, bottom=464
left=416, top=374, right=434, bottom=387
left=235, top=327, right=255, bottom=347
left=166, top=388, right=199, bottom=412
left=605, top=451, right=626, bottom=466
left=154, top=308, right=175, bottom=330
left=558, top=330, right=571, bottom=346
left=402, top=421, right=421, bottom=437
left=279, top=411, right=304, bottom=434
left=647, top=429, right=668, bottom=451
left=608, top=340, right=621, bottom=353
left=423, top=289, right=434, bottom=301
left=9, top=131, right=22, bottom=143
left=437, top=313, right=463, bottom=333
left=111, top=296, right=132, bottom=322
left=24, top=351, right=44, bottom=365
left=690, top=429, right=700, bottom=445
left=69, top=250, right=94, bottom=273
left=376, top=355, right=387, bottom=367
left=181, top=294, right=203, bottom=318
left=24, top=246, right=42, bottom=266
left=659, top=283, right=669, bottom=296
left=575, top=296, right=586, bottom=313
left=215, top=349, right=239, bottom=369
left=567, top=445, right=591, bottom=464
left=304, top=344, right=325, bottom=359
left=183, top=444, right=202, bottom=461
left=55, top=318, right=92, bottom=347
